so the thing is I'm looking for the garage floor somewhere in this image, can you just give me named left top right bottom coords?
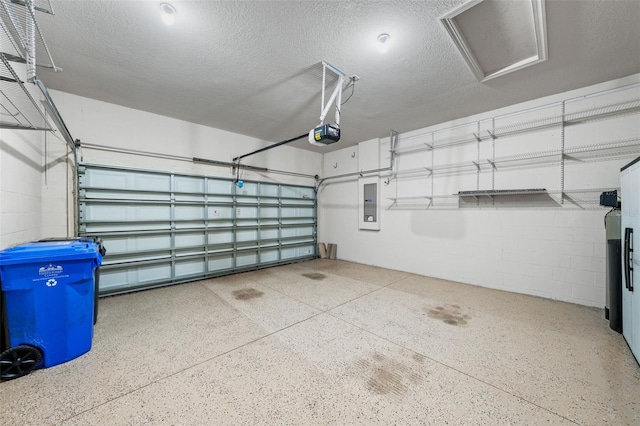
left=1, top=259, right=638, bottom=425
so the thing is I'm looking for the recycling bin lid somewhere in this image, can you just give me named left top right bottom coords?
left=0, top=240, right=101, bottom=267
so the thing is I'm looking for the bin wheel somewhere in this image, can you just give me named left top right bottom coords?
left=0, top=345, right=42, bottom=381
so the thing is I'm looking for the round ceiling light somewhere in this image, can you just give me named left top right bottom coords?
left=160, top=3, right=176, bottom=25
left=377, top=33, right=391, bottom=53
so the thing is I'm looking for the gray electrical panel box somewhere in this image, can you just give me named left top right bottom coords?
left=364, top=183, right=377, bottom=222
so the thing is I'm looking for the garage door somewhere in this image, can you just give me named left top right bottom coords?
left=78, top=164, right=317, bottom=295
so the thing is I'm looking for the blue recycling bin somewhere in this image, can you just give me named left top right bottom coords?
left=0, top=240, right=102, bottom=377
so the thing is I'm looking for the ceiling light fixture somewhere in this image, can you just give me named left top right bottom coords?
left=376, top=33, right=391, bottom=53
left=160, top=3, right=176, bottom=26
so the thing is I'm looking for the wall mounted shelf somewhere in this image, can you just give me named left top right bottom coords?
left=388, top=195, right=433, bottom=207
left=457, top=189, right=547, bottom=199
left=486, top=137, right=640, bottom=171
left=389, top=82, right=639, bottom=209
left=393, top=95, right=640, bottom=157
left=388, top=196, right=433, bottom=200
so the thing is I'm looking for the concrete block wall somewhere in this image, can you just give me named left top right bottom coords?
left=2, top=66, right=637, bottom=309
left=318, top=74, right=640, bottom=307
left=0, top=127, right=44, bottom=249
left=41, top=130, right=75, bottom=239
left=0, top=61, right=47, bottom=249
left=1, top=86, right=322, bottom=249
left=50, top=90, right=322, bottom=187
left=1, top=117, right=75, bottom=249
left=318, top=183, right=608, bottom=305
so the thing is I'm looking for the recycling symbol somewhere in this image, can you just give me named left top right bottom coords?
left=46, top=278, right=57, bottom=287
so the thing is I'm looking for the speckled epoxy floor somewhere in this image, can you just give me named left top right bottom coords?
left=1, top=259, right=638, bottom=425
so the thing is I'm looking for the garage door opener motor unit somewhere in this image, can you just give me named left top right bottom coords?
left=309, top=61, right=348, bottom=146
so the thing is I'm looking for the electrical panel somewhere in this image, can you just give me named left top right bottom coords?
left=363, top=183, right=377, bottom=222
left=359, top=177, right=380, bottom=231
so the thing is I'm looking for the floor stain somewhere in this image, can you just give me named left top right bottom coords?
left=368, top=366, right=407, bottom=395
left=412, top=353, right=426, bottom=363
left=355, top=351, right=426, bottom=396
left=373, top=353, right=385, bottom=362
left=425, top=304, right=471, bottom=326
left=232, top=288, right=264, bottom=300
left=302, top=272, right=326, bottom=281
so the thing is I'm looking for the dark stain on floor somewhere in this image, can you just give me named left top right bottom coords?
left=232, top=288, right=264, bottom=300
left=302, top=272, right=326, bottom=280
left=412, top=353, right=426, bottom=363
left=355, top=351, right=426, bottom=396
left=368, top=366, right=406, bottom=395
left=426, top=304, right=471, bottom=326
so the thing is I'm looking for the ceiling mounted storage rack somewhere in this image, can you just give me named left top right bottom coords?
left=0, top=52, right=51, bottom=129
left=0, top=0, right=58, bottom=73
left=0, top=0, right=75, bottom=147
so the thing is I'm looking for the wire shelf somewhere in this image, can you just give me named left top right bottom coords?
left=393, top=142, right=433, bottom=156
left=491, top=98, right=639, bottom=139
left=394, top=94, right=640, bottom=155
left=0, top=52, right=51, bottom=129
left=387, top=187, right=618, bottom=210
left=0, top=7, right=21, bottom=57
left=388, top=195, right=432, bottom=201
left=489, top=137, right=640, bottom=169
left=0, top=0, right=58, bottom=70
left=0, top=0, right=59, bottom=129
left=9, top=0, right=53, bottom=14
left=493, top=115, right=563, bottom=138
left=457, top=189, right=547, bottom=197
left=565, top=98, right=640, bottom=124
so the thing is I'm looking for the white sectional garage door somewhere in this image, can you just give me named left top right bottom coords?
left=78, top=164, right=317, bottom=295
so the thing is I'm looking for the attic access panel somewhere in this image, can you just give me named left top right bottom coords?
left=441, top=0, right=547, bottom=82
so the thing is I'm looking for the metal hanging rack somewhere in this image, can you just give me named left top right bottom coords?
left=392, top=91, right=640, bottom=156
left=0, top=52, right=51, bottom=129
left=387, top=82, right=640, bottom=209
left=0, top=0, right=58, bottom=72
left=0, top=0, right=59, bottom=130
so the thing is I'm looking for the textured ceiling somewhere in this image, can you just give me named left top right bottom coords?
left=34, top=0, right=640, bottom=153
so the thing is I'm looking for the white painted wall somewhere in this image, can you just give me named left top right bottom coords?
left=0, top=120, right=44, bottom=248
left=3, top=68, right=638, bottom=309
left=0, top=61, right=51, bottom=249
left=48, top=90, right=322, bottom=186
left=1, top=87, right=322, bottom=249
left=318, top=74, right=640, bottom=307
left=39, top=133, right=75, bottom=241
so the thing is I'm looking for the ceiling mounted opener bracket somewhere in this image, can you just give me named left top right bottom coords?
left=308, top=61, right=346, bottom=147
